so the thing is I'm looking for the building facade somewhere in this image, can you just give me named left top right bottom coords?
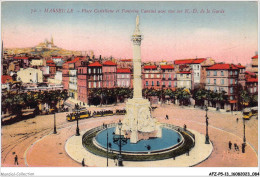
left=117, top=68, right=131, bottom=88
left=176, top=71, right=192, bottom=89
left=160, top=65, right=175, bottom=89
left=142, top=65, right=161, bottom=89
left=17, top=68, right=43, bottom=83
left=251, top=54, right=258, bottom=75
left=102, top=60, right=117, bottom=88
left=206, top=63, right=239, bottom=111
left=174, top=58, right=207, bottom=87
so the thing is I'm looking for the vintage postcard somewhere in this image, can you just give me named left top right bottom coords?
left=1, top=1, right=259, bottom=176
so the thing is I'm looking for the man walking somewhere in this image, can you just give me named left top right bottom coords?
left=228, top=141, right=232, bottom=150
left=82, top=158, right=85, bottom=167
left=14, top=155, right=18, bottom=165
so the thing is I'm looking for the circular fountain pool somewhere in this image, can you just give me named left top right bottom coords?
left=94, top=127, right=182, bottom=153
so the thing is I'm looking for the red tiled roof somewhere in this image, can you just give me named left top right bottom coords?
left=207, top=63, right=238, bottom=70
left=2, top=75, right=12, bottom=84
left=88, top=61, right=102, bottom=67
left=245, top=71, right=256, bottom=76
left=246, top=78, right=258, bottom=83
left=103, top=61, right=117, bottom=66
left=144, top=65, right=157, bottom=69
left=252, top=55, right=258, bottom=59
left=177, top=71, right=191, bottom=74
left=117, top=68, right=131, bottom=73
left=46, top=60, right=55, bottom=64
left=66, top=57, right=81, bottom=64
left=13, top=56, right=29, bottom=60
left=236, top=64, right=245, bottom=69
left=160, top=65, right=174, bottom=69
left=174, top=58, right=206, bottom=65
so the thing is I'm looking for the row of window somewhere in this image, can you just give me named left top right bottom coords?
left=192, top=65, right=200, bottom=70
left=104, top=75, right=116, bottom=80
left=178, top=74, right=191, bottom=78
left=118, top=74, right=130, bottom=79
left=178, top=81, right=190, bottom=87
left=103, top=67, right=116, bottom=72
left=103, top=81, right=115, bottom=87
left=89, top=82, right=101, bottom=88
left=118, top=81, right=130, bottom=87
left=207, top=70, right=238, bottom=76
left=144, top=74, right=175, bottom=79
left=207, top=78, right=237, bottom=85
left=145, top=81, right=173, bottom=87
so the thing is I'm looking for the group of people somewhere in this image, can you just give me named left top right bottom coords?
left=229, top=141, right=244, bottom=152
left=115, top=109, right=126, bottom=114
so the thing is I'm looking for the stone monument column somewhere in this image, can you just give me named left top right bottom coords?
left=132, top=15, right=143, bottom=99
left=119, top=15, right=161, bottom=144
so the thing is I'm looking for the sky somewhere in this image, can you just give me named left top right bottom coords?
left=1, top=1, right=258, bottom=65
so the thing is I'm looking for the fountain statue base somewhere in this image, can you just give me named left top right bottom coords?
left=115, top=98, right=161, bottom=143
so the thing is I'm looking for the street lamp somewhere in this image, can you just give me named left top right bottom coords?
left=113, top=120, right=128, bottom=167
left=242, top=118, right=246, bottom=153
left=205, top=105, right=210, bottom=144
left=104, top=123, right=109, bottom=167
left=75, top=103, right=80, bottom=136
left=53, top=112, right=57, bottom=134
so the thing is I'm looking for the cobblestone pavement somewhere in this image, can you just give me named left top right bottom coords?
left=1, top=103, right=258, bottom=167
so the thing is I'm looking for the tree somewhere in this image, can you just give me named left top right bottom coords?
left=175, top=88, right=191, bottom=106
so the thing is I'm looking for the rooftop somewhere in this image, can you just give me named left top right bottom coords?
left=2, top=75, right=12, bottom=84
left=66, top=57, right=81, bottom=64
left=117, top=68, right=131, bottom=73
left=13, top=56, right=29, bottom=60
left=246, top=78, right=258, bottom=83
left=103, top=60, right=117, bottom=66
left=174, top=58, right=206, bottom=65
left=88, top=61, right=102, bottom=67
left=143, top=65, right=157, bottom=69
left=160, top=65, right=174, bottom=69
left=207, top=63, right=239, bottom=70
left=252, top=55, right=258, bottom=59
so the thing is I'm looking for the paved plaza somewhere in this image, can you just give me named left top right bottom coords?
left=1, top=103, right=258, bottom=167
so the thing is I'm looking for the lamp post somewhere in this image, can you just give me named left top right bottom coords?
left=242, top=118, right=246, bottom=153
left=205, top=105, right=210, bottom=144
left=104, top=124, right=109, bottom=167
left=53, top=112, right=57, bottom=134
left=75, top=103, right=80, bottom=136
left=113, top=120, right=128, bottom=167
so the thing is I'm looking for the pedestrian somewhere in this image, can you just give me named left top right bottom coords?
left=242, top=143, right=246, bottom=153
left=166, top=115, right=169, bottom=120
left=82, top=158, right=85, bottom=167
left=173, top=155, right=175, bottom=160
left=228, top=141, right=232, bottom=150
left=236, top=118, right=239, bottom=123
left=14, top=155, right=18, bottom=165
left=234, top=143, right=238, bottom=151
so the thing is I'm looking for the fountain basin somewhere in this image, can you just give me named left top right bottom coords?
left=94, top=127, right=183, bottom=154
